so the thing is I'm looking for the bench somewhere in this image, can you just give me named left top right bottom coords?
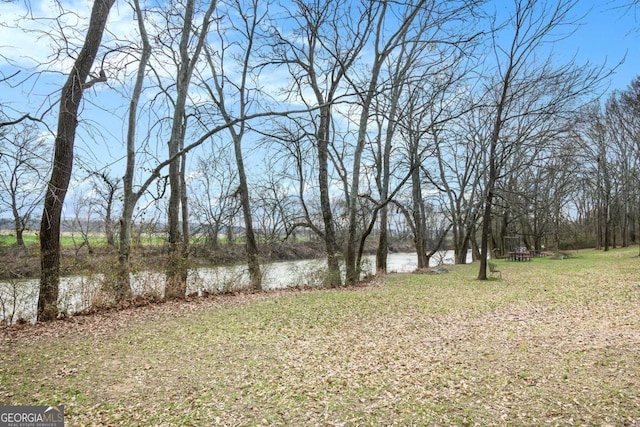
left=488, top=261, right=501, bottom=279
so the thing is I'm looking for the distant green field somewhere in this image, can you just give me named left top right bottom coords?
left=0, top=233, right=109, bottom=247
left=0, top=234, right=39, bottom=246
left=0, top=232, right=230, bottom=248
left=0, top=231, right=305, bottom=248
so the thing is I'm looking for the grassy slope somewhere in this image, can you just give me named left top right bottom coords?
left=1, top=248, right=639, bottom=426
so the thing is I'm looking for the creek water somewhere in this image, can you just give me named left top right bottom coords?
left=0, top=250, right=470, bottom=324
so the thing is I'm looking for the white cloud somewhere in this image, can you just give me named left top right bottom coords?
left=0, top=0, right=139, bottom=73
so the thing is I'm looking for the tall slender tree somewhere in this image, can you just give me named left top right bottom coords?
left=116, top=0, right=152, bottom=302
left=199, top=0, right=267, bottom=290
left=38, top=0, right=116, bottom=321
left=163, top=0, right=218, bottom=299
left=343, top=0, right=430, bottom=286
left=268, top=0, right=378, bottom=287
left=477, top=0, right=606, bottom=279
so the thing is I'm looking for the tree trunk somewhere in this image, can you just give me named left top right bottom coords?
left=478, top=50, right=508, bottom=280
left=180, top=151, right=189, bottom=257
left=455, top=233, right=470, bottom=265
left=38, top=0, right=115, bottom=322
left=165, top=79, right=185, bottom=297
left=478, top=137, right=498, bottom=280
left=478, top=185, right=494, bottom=280
left=233, top=133, right=262, bottom=291
left=226, top=222, right=234, bottom=245
left=317, top=106, right=342, bottom=287
left=105, top=217, right=114, bottom=247
left=375, top=79, right=399, bottom=274
left=345, top=61, right=383, bottom=286
left=451, top=221, right=461, bottom=263
left=344, top=1, right=424, bottom=284
left=622, top=206, right=629, bottom=248
left=376, top=206, right=388, bottom=273
left=12, top=204, right=24, bottom=247
left=180, top=147, right=190, bottom=290
left=412, top=165, right=429, bottom=269
left=165, top=150, right=186, bottom=298
left=105, top=191, right=114, bottom=247
left=164, top=0, right=216, bottom=299
left=210, top=223, right=220, bottom=250
left=15, top=227, right=24, bottom=248
left=116, top=0, right=150, bottom=303
left=604, top=175, right=611, bottom=251
left=471, top=230, right=481, bottom=261
left=116, top=205, right=134, bottom=302
left=415, top=236, right=429, bottom=269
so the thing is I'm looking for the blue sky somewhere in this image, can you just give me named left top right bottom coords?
left=1, top=0, right=637, bottom=130
left=0, top=0, right=638, bottom=218
left=562, top=1, right=638, bottom=93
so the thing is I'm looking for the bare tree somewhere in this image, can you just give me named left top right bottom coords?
left=535, top=143, right=582, bottom=252
left=161, top=0, right=218, bottom=299
left=572, top=85, right=640, bottom=253
left=343, top=0, right=435, bottom=286
left=84, top=170, right=120, bottom=247
left=476, top=0, right=607, bottom=280
left=0, top=124, right=49, bottom=248
left=38, top=0, right=116, bottom=322
left=113, top=0, right=329, bottom=299
left=338, top=0, right=482, bottom=283
left=261, top=122, right=325, bottom=241
left=368, top=10, right=445, bottom=273
left=433, top=113, right=485, bottom=264
left=618, top=77, right=640, bottom=254
left=115, top=0, right=153, bottom=302
left=117, top=0, right=219, bottom=300
left=69, top=193, right=97, bottom=258
left=392, top=194, right=452, bottom=268
left=189, top=144, right=240, bottom=251
left=378, top=38, right=478, bottom=270
left=197, top=0, right=267, bottom=290
left=252, top=164, right=301, bottom=245
left=267, top=0, right=378, bottom=287
left=604, top=82, right=640, bottom=250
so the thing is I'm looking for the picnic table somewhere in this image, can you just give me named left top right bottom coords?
left=508, top=251, right=531, bottom=261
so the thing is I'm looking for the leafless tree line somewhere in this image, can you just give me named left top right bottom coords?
left=0, top=0, right=634, bottom=322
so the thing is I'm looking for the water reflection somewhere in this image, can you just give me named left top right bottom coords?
left=0, top=251, right=470, bottom=324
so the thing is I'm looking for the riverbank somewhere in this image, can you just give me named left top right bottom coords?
left=1, top=247, right=639, bottom=425
left=0, top=238, right=417, bottom=280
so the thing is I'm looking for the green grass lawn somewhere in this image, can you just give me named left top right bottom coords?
left=1, top=248, right=639, bottom=425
